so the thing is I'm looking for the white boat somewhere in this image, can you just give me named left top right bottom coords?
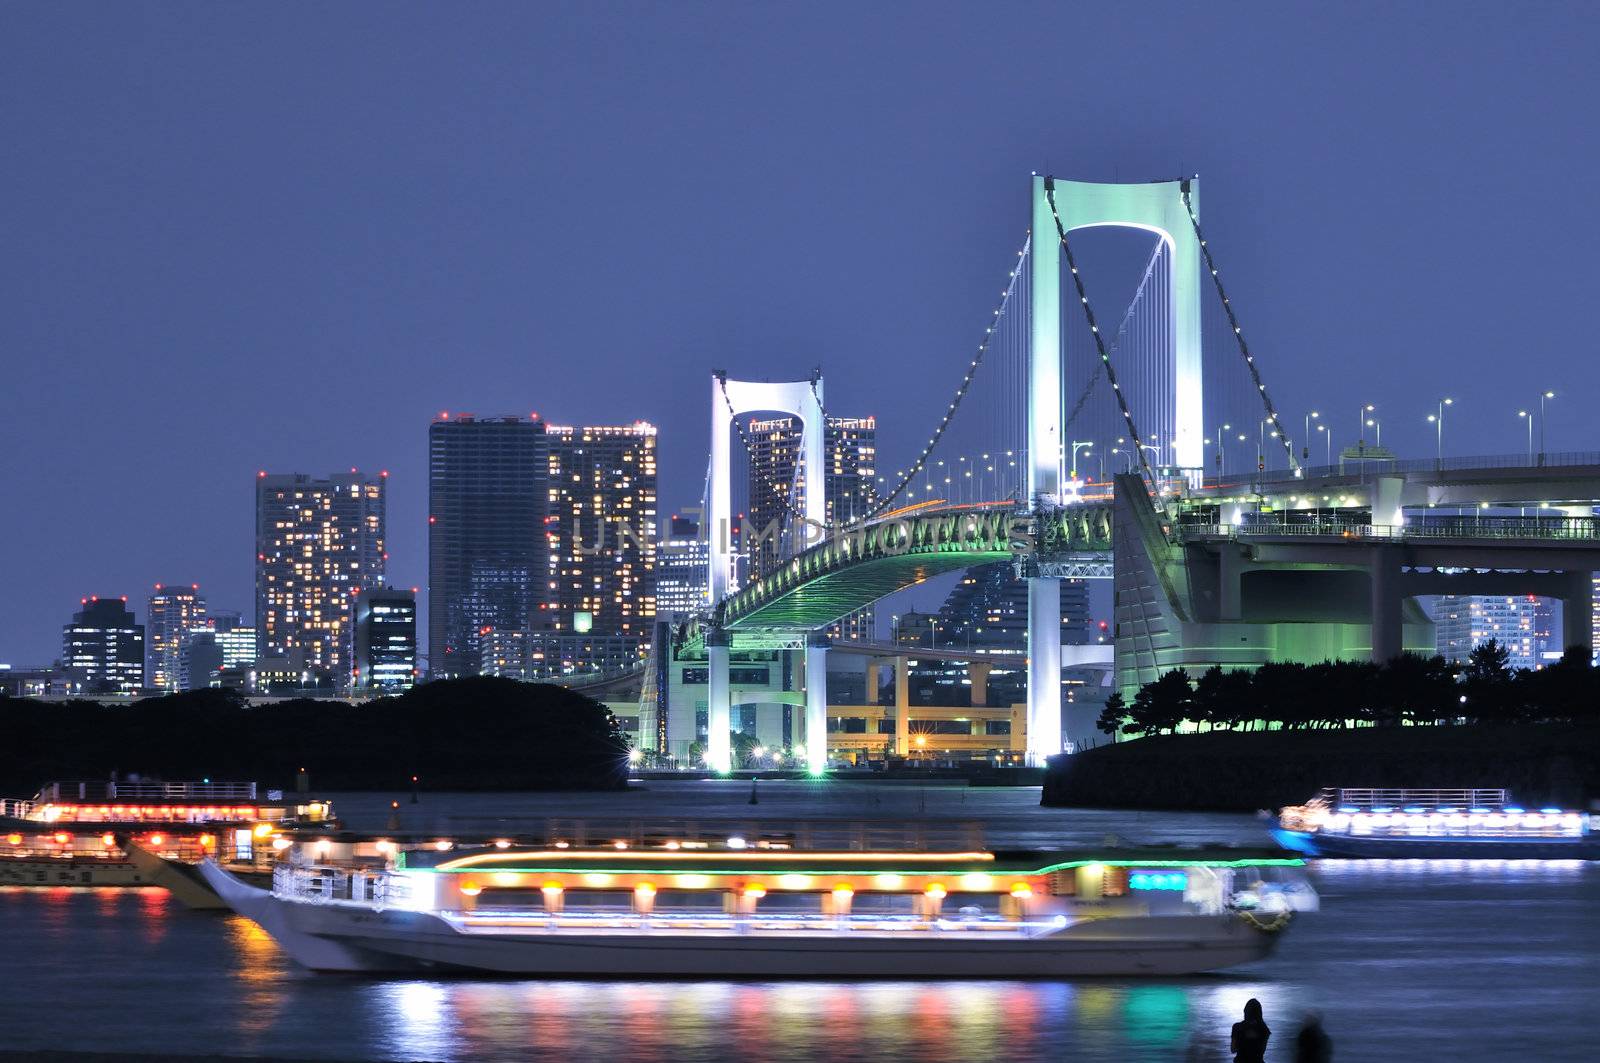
left=201, top=838, right=1315, bottom=977
left=1275, top=788, right=1599, bottom=860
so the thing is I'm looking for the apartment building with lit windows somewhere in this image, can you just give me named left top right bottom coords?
left=145, top=583, right=206, bottom=692
left=544, top=423, right=658, bottom=639
left=255, top=471, right=387, bottom=689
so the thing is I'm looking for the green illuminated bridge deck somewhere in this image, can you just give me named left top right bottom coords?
left=714, top=500, right=1114, bottom=634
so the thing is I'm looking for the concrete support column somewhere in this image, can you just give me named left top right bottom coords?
left=893, top=656, right=910, bottom=757
left=1561, top=570, right=1593, bottom=656
left=1369, top=546, right=1402, bottom=664
left=1373, top=475, right=1404, bottom=531
left=967, top=660, right=991, bottom=707
left=706, top=630, right=731, bottom=774
left=865, top=660, right=882, bottom=705
left=1027, top=576, right=1063, bottom=763
left=804, top=633, right=829, bottom=774
left=1219, top=546, right=1244, bottom=621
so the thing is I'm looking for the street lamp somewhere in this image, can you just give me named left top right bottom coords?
left=1365, top=416, right=1382, bottom=448
left=1316, top=423, right=1332, bottom=466
left=1069, top=441, right=1094, bottom=483
left=1426, top=398, right=1454, bottom=462
left=1303, top=411, right=1319, bottom=463
left=1357, top=404, right=1375, bottom=447
left=1518, top=409, right=1533, bottom=462
left=1538, top=390, right=1555, bottom=459
left=1215, top=423, right=1232, bottom=475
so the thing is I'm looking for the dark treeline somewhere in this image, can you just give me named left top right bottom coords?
left=0, top=677, right=629, bottom=795
left=1099, top=641, right=1600, bottom=738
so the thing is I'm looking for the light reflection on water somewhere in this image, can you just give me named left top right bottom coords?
left=0, top=784, right=1594, bottom=1062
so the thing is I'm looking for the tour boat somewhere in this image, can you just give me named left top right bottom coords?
left=200, top=833, right=1316, bottom=977
left=0, top=780, right=333, bottom=899
left=1274, top=788, right=1599, bottom=860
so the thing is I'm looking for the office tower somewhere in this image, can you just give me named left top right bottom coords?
left=62, top=596, right=144, bottom=694
left=744, top=415, right=877, bottom=579
left=146, top=583, right=206, bottom=692
left=1434, top=595, right=1538, bottom=670
left=428, top=414, right=548, bottom=678
left=354, top=587, right=417, bottom=693
left=181, top=610, right=255, bottom=689
left=255, top=470, right=387, bottom=688
left=936, top=561, right=1091, bottom=653
left=544, top=423, right=658, bottom=638
left=656, top=515, right=710, bottom=617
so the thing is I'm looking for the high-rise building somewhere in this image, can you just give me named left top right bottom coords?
left=146, top=583, right=206, bottom=692
left=744, top=415, right=877, bottom=578
left=62, top=596, right=144, bottom=694
left=180, top=610, right=254, bottom=690
left=428, top=414, right=548, bottom=678
left=354, top=587, right=417, bottom=693
left=936, top=562, right=1092, bottom=653
left=656, top=515, right=710, bottom=618
left=255, top=471, right=387, bottom=688
left=544, top=423, right=658, bottom=639
left=1434, top=595, right=1538, bottom=670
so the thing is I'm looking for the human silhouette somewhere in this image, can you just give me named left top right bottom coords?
left=1230, top=998, right=1270, bottom=1063
left=1294, top=1012, right=1332, bottom=1062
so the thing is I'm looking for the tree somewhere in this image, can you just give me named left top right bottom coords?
left=1096, top=691, right=1129, bottom=736
left=1127, top=669, right=1193, bottom=735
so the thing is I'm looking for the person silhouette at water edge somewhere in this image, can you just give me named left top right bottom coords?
left=1293, top=1012, right=1333, bottom=1062
left=1230, top=998, right=1270, bottom=1063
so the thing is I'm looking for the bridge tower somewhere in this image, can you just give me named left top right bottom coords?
left=705, top=371, right=828, bottom=773
left=1026, top=175, right=1204, bottom=762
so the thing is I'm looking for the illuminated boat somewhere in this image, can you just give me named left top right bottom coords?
left=1274, top=788, right=1599, bottom=860
left=200, top=836, right=1316, bottom=977
left=0, top=780, right=333, bottom=900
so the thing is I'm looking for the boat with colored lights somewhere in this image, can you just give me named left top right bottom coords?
left=200, top=832, right=1316, bottom=977
left=0, top=779, right=334, bottom=901
left=1274, top=788, right=1599, bottom=860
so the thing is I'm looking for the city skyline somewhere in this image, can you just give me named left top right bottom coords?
left=5, top=5, right=1600, bottom=667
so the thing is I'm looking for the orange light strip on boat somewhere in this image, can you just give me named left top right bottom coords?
left=434, top=850, right=997, bottom=872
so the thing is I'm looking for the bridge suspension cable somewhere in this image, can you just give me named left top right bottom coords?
left=1180, top=179, right=1298, bottom=474
left=1043, top=177, right=1161, bottom=495
left=862, top=233, right=1032, bottom=521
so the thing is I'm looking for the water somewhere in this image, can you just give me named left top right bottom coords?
left=1, top=780, right=1595, bottom=1062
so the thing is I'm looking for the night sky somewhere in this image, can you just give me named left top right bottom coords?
left=3, top=2, right=1598, bottom=665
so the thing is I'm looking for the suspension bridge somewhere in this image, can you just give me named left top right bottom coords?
left=655, top=175, right=1600, bottom=775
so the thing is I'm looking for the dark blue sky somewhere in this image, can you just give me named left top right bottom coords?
left=3, top=2, right=1597, bottom=664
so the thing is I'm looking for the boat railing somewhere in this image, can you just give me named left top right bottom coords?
left=35, top=781, right=259, bottom=803
left=435, top=817, right=988, bottom=852
left=1316, top=788, right=1510, bottom=811
left=273, top=864, right=389, bottom=905
left=0, top=799, right=35, bottom=820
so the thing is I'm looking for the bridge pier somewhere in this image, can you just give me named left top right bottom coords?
left=804, top=633, right=829, bottom=774
left=894, top=656, right=910, bottom=757
left=1561, top=570, right=1593, bottom=654
left=1026, top=576, right=1063, bottom=763
left=968, top=660, right=991, bottom=707
left=706, top=630, right=731, bottom=773
left=1368, top=545, right=1403, bottom=664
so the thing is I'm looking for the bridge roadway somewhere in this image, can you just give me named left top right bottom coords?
left=710, top=453, right=1600, bottom=640
left=676, top=458, right=1600, bottom=773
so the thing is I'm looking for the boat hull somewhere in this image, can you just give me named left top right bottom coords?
left=200, top=863, right=1280, bottom=978
left=1274, top=828, right=1600, bottom=861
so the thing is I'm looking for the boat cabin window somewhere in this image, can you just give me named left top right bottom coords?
left=652, top=890, right=725, bottom=911
left=849, top=893, right=917, bottom=915
left=561, top=890, right=635, bottom=910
